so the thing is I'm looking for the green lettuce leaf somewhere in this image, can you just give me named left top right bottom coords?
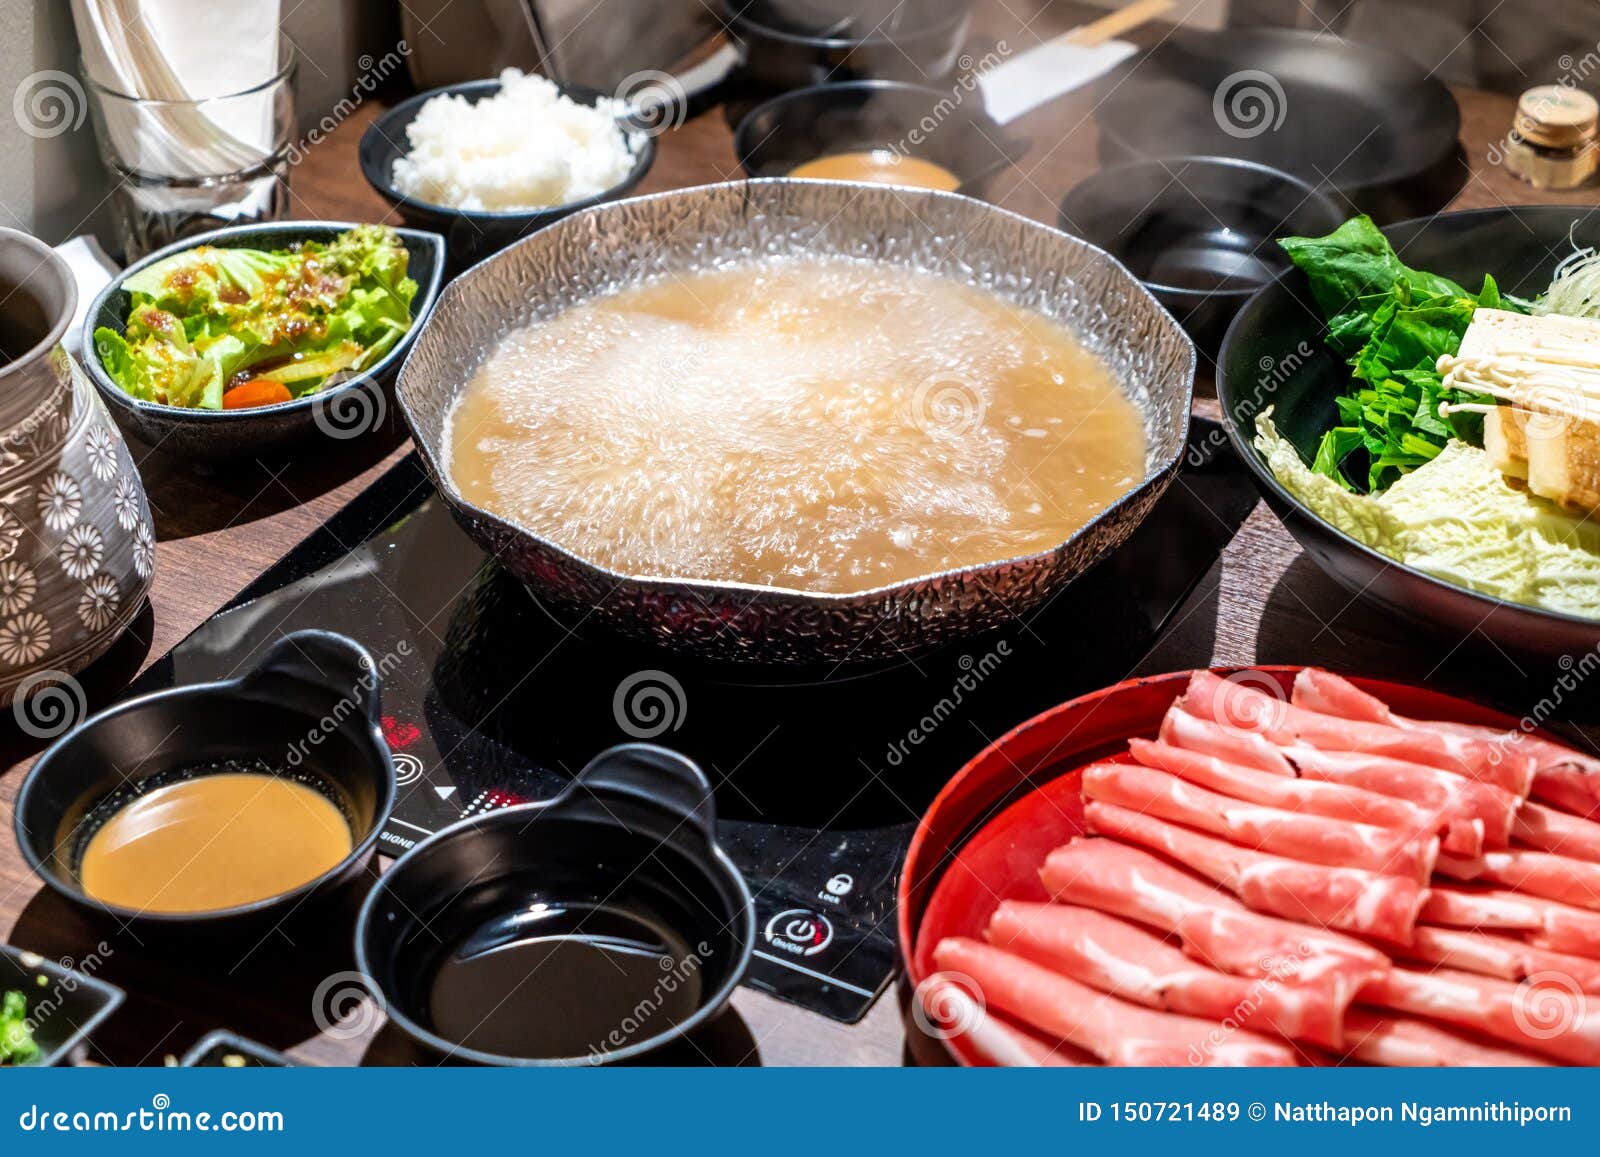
left=1281, top=216, right=1518, bottom=491
left=96, top=225, right=419, bottom=410
left=1257, top=411, right=1600, bottom=619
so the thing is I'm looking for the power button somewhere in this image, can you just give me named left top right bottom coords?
left=763, top=908, right=834, bottom=957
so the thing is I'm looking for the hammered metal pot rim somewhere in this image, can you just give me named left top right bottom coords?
left=399, top=179, right=1195, bottom=604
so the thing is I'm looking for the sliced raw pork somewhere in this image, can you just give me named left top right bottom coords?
left=1083, top=761, right=1437, bottom=881
left=988, top=900, right=1347, bottom=1049
left=1039, top=839, right=1390, bottom=988
left=1161, top=709, right=1485, bottom=855
left=1407, top=926, right=1600, bottom=992
left=916, top=977, right=1080, bottom=1066
left=1185, top=670, right=1534, bottom=796
left=1361, top=966, right=1600, bottom=1065
left=1131, top=738, right=1444, bottom=838
left=1342, top=1010, right=1549, bottom=1067
left=933, top=937, right=1299, bottom=1066
left=1292, top=667, right=1586, bottom=813
left=1085, top=800, right=1428, bottom=943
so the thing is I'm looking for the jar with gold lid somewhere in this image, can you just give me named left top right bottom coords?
left=1502, top=84, right=1598, bottom=189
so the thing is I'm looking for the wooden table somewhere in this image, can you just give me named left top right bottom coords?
left=3, top=0, right=1595, bottom=1068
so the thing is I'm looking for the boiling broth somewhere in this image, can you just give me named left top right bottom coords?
left=79, top=772, right=353, bottom=913
left=447, top=256, right=1147, bottom=594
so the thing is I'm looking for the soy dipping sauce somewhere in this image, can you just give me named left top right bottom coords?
left=425, top=900, right=705, bottom=1061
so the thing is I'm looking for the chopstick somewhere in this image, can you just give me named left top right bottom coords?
left=1061, top=0, right=1174, bottom=47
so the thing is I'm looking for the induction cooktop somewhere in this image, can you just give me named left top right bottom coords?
left=128, top=418, right=1255, bottom=1023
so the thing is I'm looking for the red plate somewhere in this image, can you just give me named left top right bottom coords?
left=896, top=666, right=1529, bottom=1066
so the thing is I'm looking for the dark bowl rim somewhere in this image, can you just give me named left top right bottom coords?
left=1217, top=202, right=1600, bottom=635
left=731, top=77, right=1001, bottom=180
left=78, top=221, right=446, bottom=425
left=397, top=178, right=1197, bottom=605
left=723, top=0, right=971, bottom=49
left=1095, top=27, right=1463, bottom=190
left=13, top=635, right=398, bottom=926
left=357, top=79, right=659, bottom=224
left=1058, top=155, right=1345, bottom=302
left=352, top=801, right=757, bottom=1067
left=0, top=942, right=125, bottom=1067
left=178, top=1028, right=292, bottom=1067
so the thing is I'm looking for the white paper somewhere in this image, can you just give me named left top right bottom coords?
left=71, top=0, right=283, bottom=179
left=53, top=236, right=120, bottom=359
left=977, top=39, right=1138, bottom=126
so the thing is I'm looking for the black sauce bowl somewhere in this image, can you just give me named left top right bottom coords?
left=14, top=630, right=396, bottom=931
left=356, top=743, right=754, bottom=1067
left=725, top=0, right=974, bottom=90
left=359, top=80, right=657, bottom=270
left=735, top=79, right=1024, bottom=198
left=82, top=221, right=445, bottom=461
left=0, top=943, right=124, bottom=1066
left=1058, top=156, right=1344, bottom=352
left=179, top=1030, right=291, bottom=1067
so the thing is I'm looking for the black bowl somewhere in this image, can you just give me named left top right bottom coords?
left=356, top=743, right=754, bottom=1067
left=1093, top=28, right=1462, bottom=223
left=82, top=221, right=444, bottom=461
left=14, top=630, right=396, bottom=929
left=360, top=80, right=657, bottom=270
left=725, top=0, right=973, bottom=90
left=180, top=1030, right=291, bottom=1067
left=1059, top=157, right=1345, bottom=353
left=1218, top=205, right=1600, bottom=662
left=734, top=79, right=1023, bottom=197
left=0, top=943, right=124, bottom=1066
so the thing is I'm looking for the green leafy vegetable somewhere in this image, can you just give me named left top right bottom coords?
left=0, top=989, right=38, bottom=1066
left=1256, top=411, right=1600, bottom=619
left=94, top=225, right=418, bottom=410
left=1279, top=216, right=1525, bottom=492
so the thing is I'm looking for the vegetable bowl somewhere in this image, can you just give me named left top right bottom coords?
left=82, top=221, right=445, bottom=461
left=1218, top=206, right=1600, bottom=663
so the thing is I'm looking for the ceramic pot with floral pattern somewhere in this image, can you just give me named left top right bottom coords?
left=0, top=228, right=154, bottom=706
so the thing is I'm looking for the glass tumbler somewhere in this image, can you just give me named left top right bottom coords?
left=83, top=49, right=296, bottom=260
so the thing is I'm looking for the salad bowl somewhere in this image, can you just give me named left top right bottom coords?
left=82, top=221, right=445, bottom=461
left=1218, top=205, right=1600, bottom=663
